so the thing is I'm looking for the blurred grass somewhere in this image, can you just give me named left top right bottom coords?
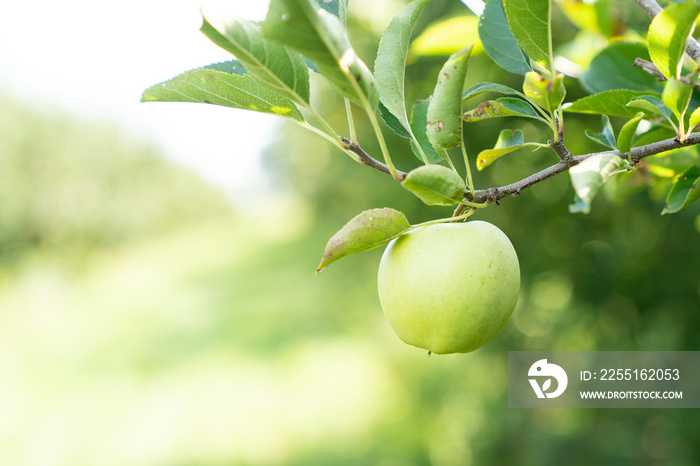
left=0, top=94, right=502, bottom=466
left=0, top=212, right=389, bottom=465
left=0, top=180, right=503, bottom=465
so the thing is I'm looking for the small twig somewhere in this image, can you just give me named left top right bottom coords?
left=464, top=132, right=700, bottom=204
left=633, top=58, right=667, bottom=81
left=633, top=58, right=700, bottom=88
left=549, top=134, right=574, bottom=164
left=465, top=161, right=571, bottom=204
left=628, top=132, right=700, bottom=164
left=341, top=137, right=407, bottom=181
left=341, top=130, right=700, bottom=206
left=631, top=0, right=662, bottom=18
left=631, top=0, right=700, bottom=66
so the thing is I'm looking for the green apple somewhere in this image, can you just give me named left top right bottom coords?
left=377, top=221, right=520, bottom=354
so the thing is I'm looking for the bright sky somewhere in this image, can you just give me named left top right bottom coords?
left=0, top=0, right=275, bottom=201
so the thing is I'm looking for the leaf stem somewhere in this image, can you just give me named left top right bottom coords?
left=460, top=126, right=476, bottom=199
left=410, top=132, right=430, bottom=165
left=410, top=208, right=477, bottom=230
left=520, top=93, right=554, bottom=125
left=369, top=210, right=479, bottom=248
left=341, top=137, right=407, bottom=179
left=366, top=108, right=401, bottom=180
left=307, top=107, right=344, bottom=142
left=558, top=104, right=564, bottom=134
left=550, top=109, right=560, bottom=142
left=338, top=48, right=403, bottom=180
left=452, top=201, right=489, bottom=216
left=345, top=98, right=357, bottom=142
left=293, top=120, right=362, bottom=164
left=444, top=150, right=459, bottom=173
left=458, top=199, right=489, bottom=208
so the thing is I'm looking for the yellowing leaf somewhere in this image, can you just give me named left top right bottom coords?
left=463, top=98, right=543, bottom=122
left=476, top=129, right=540, bottom=170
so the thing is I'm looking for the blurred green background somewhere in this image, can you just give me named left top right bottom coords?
left=2, top=0, right=700, bottom=465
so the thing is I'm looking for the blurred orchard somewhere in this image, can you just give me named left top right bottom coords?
left=1, top=0, right=699, bottom=465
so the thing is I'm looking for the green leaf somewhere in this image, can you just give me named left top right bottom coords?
left=584, top=115, right=617, bottom=149
left=409, top=16, right=481, bottom=58
left=262, top=0, right=378, bottom=107
left=627, top=95, right=676, bottom=129
left=617, top=112, right=645, bottom=154
left=379, top=101, right=411, bottom=138
left=202, top=61, right=248, bottom=75
left=569, top=154, right=627, bottom=214
left=662, top=77, right=693, bottom=123
left=689, top=106, right=700, bottom=130
left=463, top=97, right=543, bottom=122
left=427, top=46, right=473, bottom=149
left=462, top=82, right=522, bottom=101
left=200, top=16, right=310, bottom=105
left=627, top=96, right=670, bottom=118
left=375, top=0, right=432, bottom=149
left=503, top=0, right=552, bottom=69
left=581, top=42, right=662, bottom=94
left=663, top=165, right=700, bottom=214
left=402, top=165, right=466, bottom=205
left=319, top=0, right=348, bottom=26
left=141, top=63, right=304, bottom=121
left=317, top=208, right=411, bottom=273
left=478, top=0, right=531, bottom=75
left=563, top=89, right=660, bottom=118
left=648, top=2, right=700, bottom=79
left=476, top=129, right=540, bottom=170
left=410, top=99, right=442, bottom=163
